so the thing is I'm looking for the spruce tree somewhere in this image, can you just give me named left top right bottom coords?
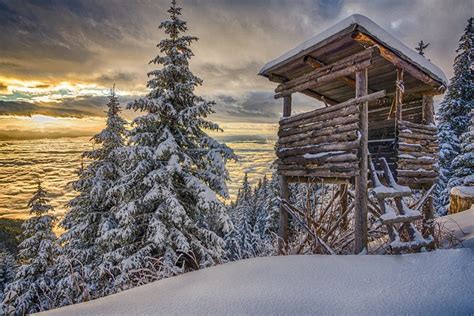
left=2, top=180, right=59, bottom=315
left=253, top=175, right=277, bottom=255
left=436, top=17, right=473, bottom=214
left=107, top=0, right=235, bottom=289
left=449, top=109, right=474, bottom=187
left=0, top=252, right=16, bottom=303
left=56, top=86, right=127, bottom=305
left=232, top=173, right=258, bottom=258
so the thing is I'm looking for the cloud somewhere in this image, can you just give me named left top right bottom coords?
left=211, top=91, right=320, bottom=123
left=0, top=98, right=107, bottom=118
left=0, top=0, right=471, bottom=123
left=94, top=72, right=137, bottom=86
left=0, top=129, right=93, bottom=141
left=0, top=83, right=7, bottom=93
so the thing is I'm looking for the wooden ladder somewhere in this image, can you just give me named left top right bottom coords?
left=368, top=157, right=433, bottom=253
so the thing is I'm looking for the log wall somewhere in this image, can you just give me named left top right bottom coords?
left=276, top=101, right=361, bottom=181
left=395, top=120, right=438, bottom=188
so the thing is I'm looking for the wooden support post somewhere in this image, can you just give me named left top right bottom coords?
left=282, top=94, right=292, bottom=117
left=278, top=95, right=292, bottom=254
left=354, top=68, right=368, bottom=254
left=395, top=68, right=404, bottom=121
left=422, top=189, right=435, bottom=241
left=422, top=94, right=435, bottom=125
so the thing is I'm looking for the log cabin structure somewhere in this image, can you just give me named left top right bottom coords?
left=258, top=14, right=447, bottom=254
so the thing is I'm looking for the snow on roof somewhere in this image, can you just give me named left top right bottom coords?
left=42, top=249, right=473, bottom=315
left=259, top=14, right=447, bottom=86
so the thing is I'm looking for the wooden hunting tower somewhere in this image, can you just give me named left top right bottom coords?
left=259, top=15, right=447, bottom=254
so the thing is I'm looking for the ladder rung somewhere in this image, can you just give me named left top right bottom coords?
left=371, top=185, right=412, bottom=199
left=380, top=212, right=422, bottom=225
left=390, top=238, right=433, bottom=252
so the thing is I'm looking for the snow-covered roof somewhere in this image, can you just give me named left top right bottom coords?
left=259, top=14, right=447, bottom=86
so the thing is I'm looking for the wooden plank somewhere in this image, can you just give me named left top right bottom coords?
left=398, top=125, right=437, bottom=136
left=354, top=68, right=368, bottom=254
left=286, top=176, right=349, bottom=184
left=277, top=140, right=360, bottom=158
left=397, top=150, right=437, bottom=158
left=276, top=47, right=376, bottom=93
left=398, top=120, right=437, bottom=132
left=277, top=162, right=357, bottom=172
left=275, top=59, right=372, bottom=99
left=300, top=89, right=339, bottom=105
left=270, top=73, right=339, bottom=105
left=397, top=169, right=438, bottom=178
left=397, top=177, right=437, bottom=185
left=278, top=130, right=358, bottom=149
left=277, top=169, right=358, bottom=178
left=278, top=122, right=359, bottom=144
left=304, top=55, right=376, bottom=93
left=278, top=115, right=360, bottom=137
left=280, top=90, right=386, bottom=126
left=280, top=152, right=358, bottom=165
left=280, top=104, right=359, bottom=129
left=398, top=132, right=437, bottom=141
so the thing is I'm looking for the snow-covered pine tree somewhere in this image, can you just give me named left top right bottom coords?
left=436, top=17, right=473, bottom=215
left=253, top=175, right=277, bottom=255
left=56, top=86, right=127, bottom=305
left=436, top=123, right=460, bottom=214
left=1, top=180, right=59, bottom=315
left=232, top=173, right=258, bottom=259
left=0, top=252, right=16, bottom=303
left=449, top=109, right=474, bottom=187
left=107, top=0, right=235, bottom=289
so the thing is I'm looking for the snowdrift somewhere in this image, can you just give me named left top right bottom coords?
left=437, top=205, right=474, bottom=249
left=41, top=248, right=473, bottom=315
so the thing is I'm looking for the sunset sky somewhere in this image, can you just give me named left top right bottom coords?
left=0, top=0, right=472, bottom=141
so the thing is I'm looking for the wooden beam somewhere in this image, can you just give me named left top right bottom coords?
left=275, top=59, right=371, bottom=99
left=300, top=89, right=339, bottom=105
left=278, top=95, right=291, bottom=255
left=339, top=184, right=349, bottom=229
left=422, top=94, right=435, bottom=125
left=354, top=68, right=368, bottom=254
left=269, top=73, right=339, bottom=105
left=304, top=55, right=375, bottom=93
left=277, top=48, right=376, bottom=93
left=395, top=68, right=404, bottom=121
left=283, top=94, right=292, bottom=117
left=280, top=90, right=386, bottom=125
left=274, top=47, right=376, bottom=98
left=352, top=32, right=445, bottom=92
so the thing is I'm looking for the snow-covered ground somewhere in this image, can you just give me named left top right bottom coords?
left=42, top=252, right=473, bottom=315
left=437, top=205, right=474, bottom=249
